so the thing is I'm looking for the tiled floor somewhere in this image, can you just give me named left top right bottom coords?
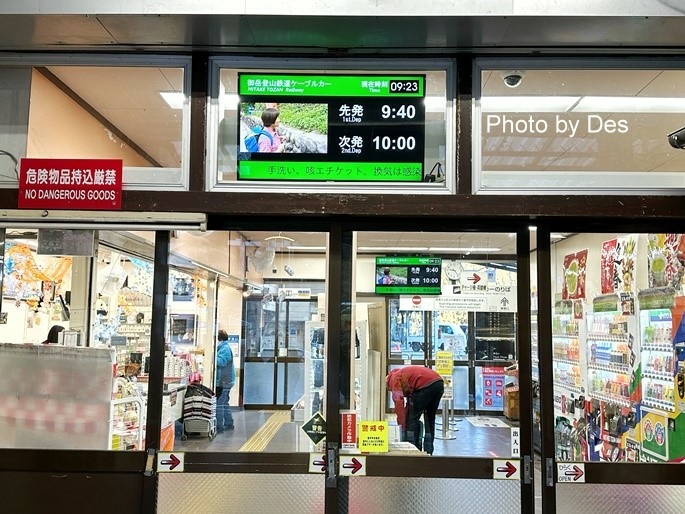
left=175, top=409, right=519, bottom=458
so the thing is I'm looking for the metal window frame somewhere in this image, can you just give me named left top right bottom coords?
left=0, top=209, right=206, bottom=231
left=206, top=56, right=456, bottom=195
left=0, top=53, right=192, bottom=191
left=473, top=56, right=685, bottom=196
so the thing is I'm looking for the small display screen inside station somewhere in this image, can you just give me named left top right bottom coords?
left=375, top=256, right=442, bottom=295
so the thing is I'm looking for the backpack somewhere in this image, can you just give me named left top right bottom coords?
left=244, top=126, right=273, bottom=152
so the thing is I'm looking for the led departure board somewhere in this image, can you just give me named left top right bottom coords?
left=237, top=73, right=426, bottom=182
left=375, top=256, right=442, bottom=295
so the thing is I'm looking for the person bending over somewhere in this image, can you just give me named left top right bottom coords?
left=386, top=365, right=444, bottom=455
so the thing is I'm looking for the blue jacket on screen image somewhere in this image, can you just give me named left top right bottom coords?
left=216, top=339, right=235, bottom=390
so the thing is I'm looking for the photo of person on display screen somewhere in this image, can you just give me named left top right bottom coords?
left=215, top=329, right=235, bottom=431
left=386, top=365, right=444, bottom=455
left=257, top=107, right=285, bottom=153
left=378, top=267, right=394, bottom=285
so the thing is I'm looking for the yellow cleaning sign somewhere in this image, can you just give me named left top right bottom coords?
left=435, top=351, right=454, bottom=376
left=359, top=420, right=389, bottom=453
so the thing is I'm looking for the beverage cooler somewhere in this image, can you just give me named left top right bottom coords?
left=473, top=312, right=517, bottom=412
left=585, top=294, right=641, bottom=462
left=474, top=312, right=517, bottom=361
left=552, top=293, right=642, bottom=463
left=551, top=300, right=587, bottom=461
left=637, top=290, right=685, bottom=462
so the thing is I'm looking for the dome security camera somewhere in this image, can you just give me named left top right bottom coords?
left=501, top=70, right=525, bottom=88
left=667, top=126, right=685, bottom=149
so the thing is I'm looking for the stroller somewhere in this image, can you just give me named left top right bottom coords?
left=181, top=382, right=217, bottom=441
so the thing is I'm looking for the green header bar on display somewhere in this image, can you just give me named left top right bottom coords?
left=238, top=161, right=423, bottom=181
left=376, top=256, right=441, bottom=266
left=375, top=285, right=441, bottom=294
left=239, top=74, right=425, bottom=97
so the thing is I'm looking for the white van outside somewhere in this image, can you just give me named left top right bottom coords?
left=436, top=322, right=467, bottom=359
left=404, top=319, right=467, bottom=358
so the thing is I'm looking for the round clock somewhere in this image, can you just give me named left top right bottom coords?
left=444, top=261, right=460, bottom=281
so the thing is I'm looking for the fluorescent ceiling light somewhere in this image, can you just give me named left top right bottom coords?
left=221, top=94, right=240, bottom=110
left=573, top=96, right=685, bottom=113
left=424, top=96, right=446, bottom=112
left=159, top=91, right=185, bottom=109
left=430, top=247, right=501, bottom=252
left=358, top=247, right=429, bottom=252
left=481, top=96, right=580, bottom=113
left=287, top=246, right=326, bottom=251
left=481, top=96, right=685, bottom=113
left=551, top=233, right=567, bottom=240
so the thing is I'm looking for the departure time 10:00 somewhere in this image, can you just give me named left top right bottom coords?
left=372, top=136, right=416, bottom=151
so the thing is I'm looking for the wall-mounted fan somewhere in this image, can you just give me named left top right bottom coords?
left=97, top=253, right=128, bottom=297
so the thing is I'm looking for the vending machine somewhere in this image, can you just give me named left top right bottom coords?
left=638, top=290, right=685, bottom=462
left=551, top=300, right=588, bottom=461
left=585, top=293, right=641, bottom=462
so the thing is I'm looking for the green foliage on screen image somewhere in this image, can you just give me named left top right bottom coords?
left=242, top=102, right=328, bottom=134
left=278, top=103, right=328, bottom=134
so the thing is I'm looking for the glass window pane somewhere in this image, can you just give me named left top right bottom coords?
left=476, top=61, right=685, bottom=193
left=209, top=59, right=452, bottom=192
left=0, top=228, right=155, bottom=451
left=170, top=230, right=328, bottom=453
left=0, top=61, right=189, bottom=188
left=354, top=230, right=518, bottom=457
left=550, top=232, right=685, bottom=462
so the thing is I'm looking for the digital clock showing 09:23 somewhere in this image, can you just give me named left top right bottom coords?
left=388, top=79, right=421, bottom=93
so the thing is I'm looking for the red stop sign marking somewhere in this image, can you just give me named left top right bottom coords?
left=412, top=295, right=421, bottom=305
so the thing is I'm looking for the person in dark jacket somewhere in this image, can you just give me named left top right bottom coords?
left=215, top=329, right=236, bottom=431
left=386, top=365, right=444, bottom=454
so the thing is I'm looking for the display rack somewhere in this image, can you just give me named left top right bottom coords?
left=583, top=293, right=641, bottom=462
left=639, top=303, right=676, bottom=411
left=551, top=299, right=589, bottom=462
left=586, top=306, right=638, bottom=408
left=110, top=396, right=145, bottom=451
left=531, top=308, right=541, bottom=452
left=552, top=300, right=586, bottom=395
left=636, top=289, right=685, bottom=463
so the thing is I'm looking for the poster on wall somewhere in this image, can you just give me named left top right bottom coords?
left=601, top=239, right=617, bottom=294
left=601, top=235, right=637, bottom=294
left=476, top=366, right=506, bottom=410
left=562, top=249, right=588, bottom=300
left=647, top=234, right=685, bottom=289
